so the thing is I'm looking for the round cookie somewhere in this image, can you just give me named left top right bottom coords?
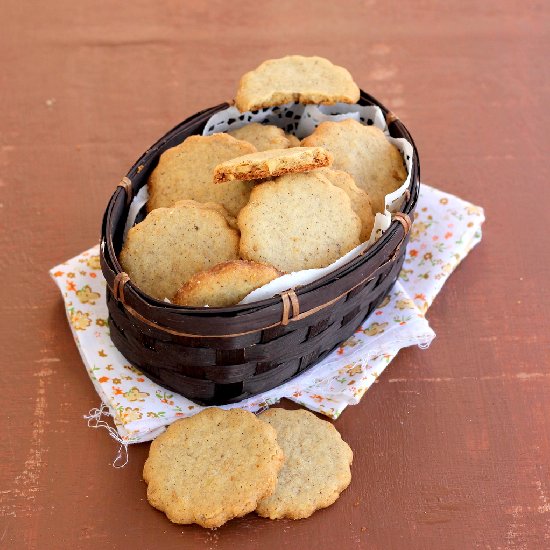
left=302, top=119, right=407, bottom=214
left=235, top=55, right=360, bottom=112
left=213, top=146, right=332, bottom=183
left=143, top=408, right=284, bottom=528
left=237, top=171, right=361, bottom=272
left=173, top=200, right=238, bottom=230
left=173, top=260, right=282, bottom=307
left=256, top=408, right=353, bottom=520
left=228, top=123, right=291, bottom=151
left=147, top=133, right=256, bottom=215
left=120, top=202, right=239, bottom=300
left=315, top=168, right=375, bottom=242
left=285, top=133, right=301, bottom=147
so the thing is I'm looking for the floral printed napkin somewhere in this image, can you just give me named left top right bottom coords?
left=50, top=184, right=484, bottom=444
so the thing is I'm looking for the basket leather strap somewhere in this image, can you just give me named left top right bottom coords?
left=117, top=177, right=132, bottom=206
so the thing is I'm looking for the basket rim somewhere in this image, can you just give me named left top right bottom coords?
left=102, top=90, right=420, bottom=317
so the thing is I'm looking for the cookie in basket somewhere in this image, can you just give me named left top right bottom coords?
left=315, top=168, right=374, bottom=242
left=285, top=133, right=301, bottom=147
left=173, top=199, right=238, bottom=229
left=120, top=201, right=239, bottom=301
left=213, top=147, right=332, bottom=183
left=228, top=123, right=292, bottom=151
left=237, top=171, right=361, bottom=272
left=302, top=119, right=407, bottom=214
left=173, top=260, right=282, bottom=307
left=147, top=133, right=256, bottom=215
left=235, top=55, right=360, bottom=112
left=256, top=408, right=353, bottom=520
left=143, top=408, right=284, bottom=528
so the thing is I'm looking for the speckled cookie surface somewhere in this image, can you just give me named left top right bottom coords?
left=256, top=408, right=353, bottom=520
left=228, top=123, right=291, bottom=151
left=315, top=168, right=375, bottom=241
left=302, top=119, right=407, bottom=214
left=214, top=147, right=332, bottom=183
left=235, top=55, right=360, bottom=112
left=143, top=408, right=284, bottom=528
left=173, top=260, right=282, bottom=307
left=173, top=200, right=238, bottom=230
left=120, top=202, right=239, bottom=300
left=147, top=133, right=256, bottom=215
left=237, top=171, right=361, bottom=272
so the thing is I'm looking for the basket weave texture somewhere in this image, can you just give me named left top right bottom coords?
left=100, top=91, right=420, bottom=405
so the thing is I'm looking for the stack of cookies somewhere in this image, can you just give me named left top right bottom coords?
left=120, top=55, right=407, bottom=306
left=143, top=407, right=353, bottom=528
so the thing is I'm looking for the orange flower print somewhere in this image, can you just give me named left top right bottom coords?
left=89, top=272, right=97, bottom=278
left=66, top=281, right=77, bottom=292
left=98, top=349, right=107, bottom=357
left=70, top=310, right=91, bottom=331
left=113, top=387, right=123, bottom=395
left=444, top=232, right=453, bottom=239
left=53, top=271, right=64, bottom=277
left=120, top=407, right=142, bottom=423
left=76, top=285, right=100, bottom=305
left=409, top=249, right=418, bottom=257
left=86, top=256, right=101, bottom=270
left=123, top=387, right=150, bottom=402
left=362, top=322, right=388, bottom=336
left=98, top=376, right=109, bottom=383
left=414, top=293, right=426, bottom=301
left=310, top=394, right=324, bottom=403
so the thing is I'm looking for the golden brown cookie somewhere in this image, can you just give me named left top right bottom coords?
left=173, top=200, right=238, bottom=230
left=235, top=55, right=360, bottom=112
left=228, top=123, right=291, bottom=151
left=237, top=171, right=361, bottom=272
left=256, top=408, right=353, bottom=520
left=315, top=168, right=375, bottom=241
left=143, top=408, right=284, bottom=528
left=302, top=119, right=407, bottom=214
left=120, top=202, right=239, bottom=300
left=214, top=147, right=332, bottom=183
left=173, top=260, right=282, bottom=307
left=285, top=133, right=301, bottom=147
left=147, top=134, right=256, bottom=215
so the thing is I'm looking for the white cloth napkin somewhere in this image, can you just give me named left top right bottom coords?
left=50, top=183, right=484, bottom=444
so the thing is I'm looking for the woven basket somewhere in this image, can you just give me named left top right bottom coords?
left=100, top=91, right=420, bottom=405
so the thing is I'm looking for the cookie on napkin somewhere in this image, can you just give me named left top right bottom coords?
left=120, top=201, right=239, bottom=300
left=143, top=408, right=284, bottom=528
left=235, top=55, right=360, bottom=112
left=173, top=260, right=282, bottom=307
left=147, top=133, right=256, bottom=215
left=214, top=147, right=332, bottom=183
left=237, top=170, right=361, bottom=272
left=315, top=168, right=375, bottom=242
left=228, top=123, right=292, bottom=151
left=302, top=119, right=407, bottom=214
left=256, top=408, right=353, bottom=520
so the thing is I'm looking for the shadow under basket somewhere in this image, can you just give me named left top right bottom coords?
left=100, top=90, right=420, bottom=406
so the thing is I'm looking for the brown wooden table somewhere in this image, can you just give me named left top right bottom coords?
left=1, top=1, right=549, bottom=548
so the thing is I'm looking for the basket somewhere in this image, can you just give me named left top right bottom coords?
left=100, top=90, right=420, bottom=406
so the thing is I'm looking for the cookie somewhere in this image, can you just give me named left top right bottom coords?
left=173, top=200, right=238, bottom=230
left=256, top=409, right=353, bottom=520
left=214, top=147, right=333, bottom=183
left=147, top=133, right=256, bottom=215
left=315, top=168, right=375, bottom=241
left=285, top=133, right=301, bottom=147
left=120, top=202, right=239, bottom=300
left=237, top=171, right=361, bottom=272
left=302, top=119, right=407, bottom=214
left=228, top=123, right=291, bottom=151
left=143, top=408, right=284, bottom=528
left=235, top=55, right=360, bottom=112
left=173, top=260, right=282, bottom=307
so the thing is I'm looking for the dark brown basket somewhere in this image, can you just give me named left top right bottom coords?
left=100, top=90, right=420, bottom=405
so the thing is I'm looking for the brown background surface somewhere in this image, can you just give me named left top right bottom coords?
left=1, top=1, right=549, bottom=548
